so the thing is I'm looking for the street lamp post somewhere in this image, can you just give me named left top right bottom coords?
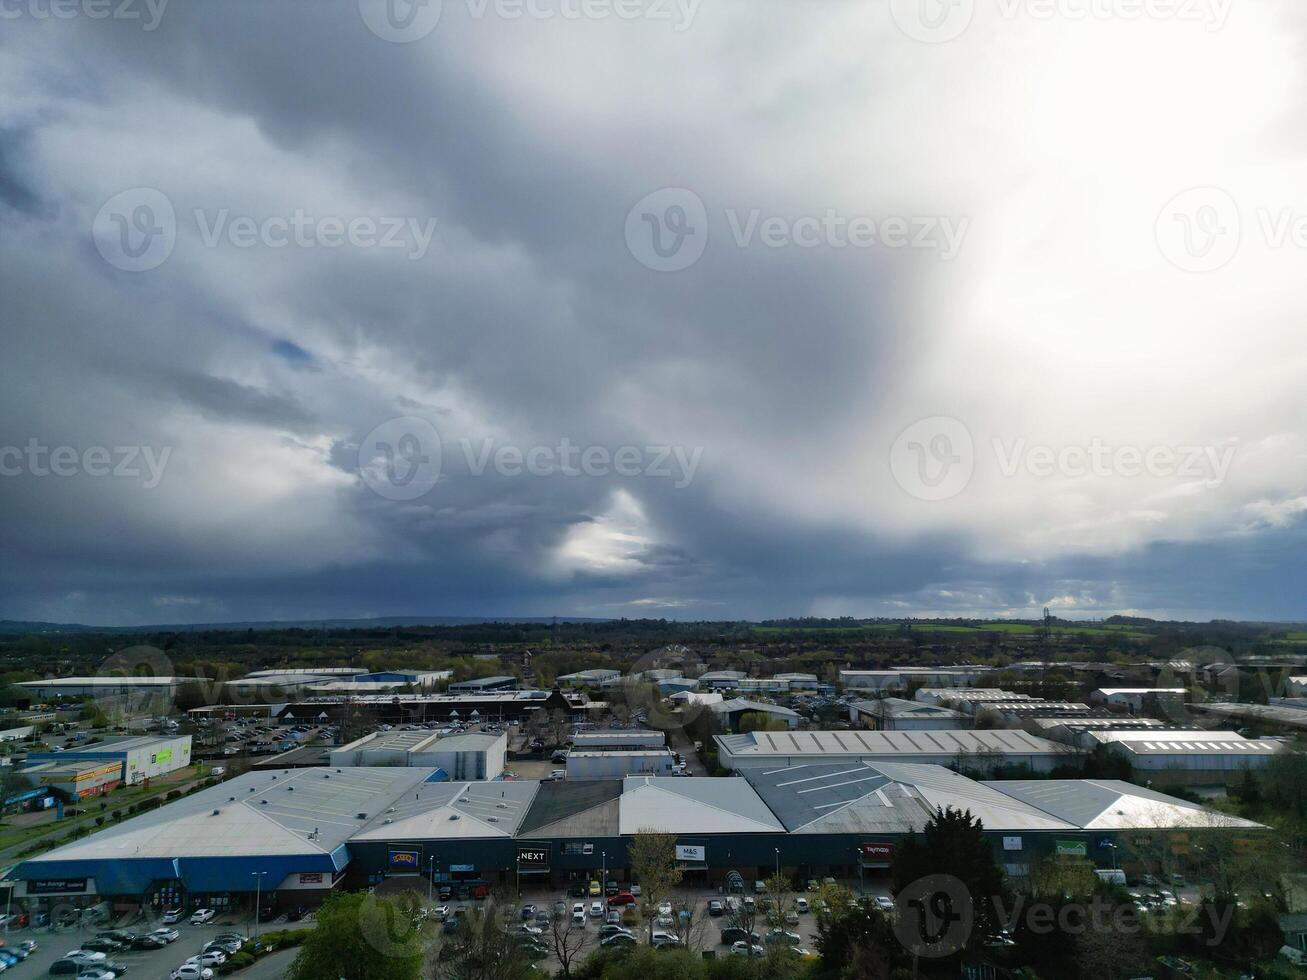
left=601, top=851, right=607, bottom=891
left=250, top=872, right=266, bottom=941
left=428, top=856, right=435, bottom=907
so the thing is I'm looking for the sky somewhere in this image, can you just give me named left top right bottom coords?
left=3, top=0, right=1307, bottom=626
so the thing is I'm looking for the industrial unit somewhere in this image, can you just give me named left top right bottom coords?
left=25, top=734, right=192, bottom=786
left=329, top=730, right=507, bottom=780
left=715, top=729, right=1077, bottom=773
left=1086, top=730, right=1285, bottom=787
left=5, top=764, right=1261, bottom=914
left=565, top=751, right=674, bottom=779
left=848, top=697, right=970, bottom=731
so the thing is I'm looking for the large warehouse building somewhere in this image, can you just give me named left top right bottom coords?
left=4, top=764, right=1261, bottom=915
left=715, top=729, right=1078, bottom=773
left=25, top=735, right=192, bottom=786
left=329, top=730, right=507, bottom=780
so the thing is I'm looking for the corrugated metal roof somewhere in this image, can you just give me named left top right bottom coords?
left=618, top=776, right=783, bottom=835
left=717, top=729, right=1069, bottom=759
left=982, top=779, right=1264, bottom=830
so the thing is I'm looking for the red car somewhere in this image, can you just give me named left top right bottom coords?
left=607, top=892, right=636, bottom=906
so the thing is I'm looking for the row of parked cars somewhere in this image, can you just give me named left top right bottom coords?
left=0, top=940, right=39, bottom=973
left=47, top=920, right=247, bottom=980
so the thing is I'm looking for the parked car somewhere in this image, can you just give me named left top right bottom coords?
left=186, top=951, right=227, bottom=968
left=160, top=910, right=184, bottom=925
left=189, top=909, right=215, bottom=925
left=588, top=901, right=603, bottom=918
left=130, top=936, right=167, bottom=951
left=80, top=939, right=123, bottom=953
left=720, top=927, right=761, bottom=946
left=605, top=910, right=621, bottom=925
left=571, top=904, right=586, bottom=925
left=64, top=951, right=108, bottom=967
left=588, top=881, right=601, bottom=897
left=707, top=900, right=724, bottom=917
left=75, top=969, right=119, bottom=980
left=794, top=897, right=809, bottom=914
left=874, top=895, right=895, bottom=913
left=650, top=931, right=681, bottom=948
left=600, top=933, right=637, bottom=948
left=520, top=905, right=537, bottom=921
left=169, top=967, right=213, bottom=980
left=607, top=892, right=636, bottom=906
left=150, top=928, right=180, bottom=944
left=765, top=928, right=801, bottom=945
left=598, top=925, right=632, bottom=939
left=47, top=959, right=83, bottom=976
left=730, top=941, right=764, bottom=957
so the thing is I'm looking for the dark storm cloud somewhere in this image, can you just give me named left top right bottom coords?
left=1, top=2, right=1305, bottom=625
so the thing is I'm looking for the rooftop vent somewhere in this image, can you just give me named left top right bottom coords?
left=357, top=812, right=368, bottom=819
left=211, top=809, right=221, bottom=816
left=449, top=814, right=460, bottom=821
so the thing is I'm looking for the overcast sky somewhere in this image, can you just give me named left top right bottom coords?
left=2, top=0, right=1306, bottom=626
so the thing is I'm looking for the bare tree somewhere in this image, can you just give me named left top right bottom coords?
left=432, top=895, right=532, bottom=980
left=764, top=872, right=791, bottom=929
left=628, top=828, right=683, bottom=942
left=543, top=909, right=593, bottom=978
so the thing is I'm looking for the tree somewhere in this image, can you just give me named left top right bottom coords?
left=814, top=901, right=903, bottom=977
left=628, top=828, right=683, bottom=941
left=739, top=712, right=787, bottom=733
left=433, top=896, right=533, bottom=980
left=891, top=806, right=1009, bottom=953
left=764, top=872, right=790, bottom=927
left=286, top=891, right=426, bottom=980
left=544, top=904, right=594, bottom=978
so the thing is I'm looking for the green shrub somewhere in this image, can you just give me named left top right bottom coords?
left=218, top=951, right=255, bottom=973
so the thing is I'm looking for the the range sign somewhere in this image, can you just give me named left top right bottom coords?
left=675, top=845, right=705, bottom=862
left=389, top=850, right=420, bottom=869
left=27, top=878, right=89, bottom=895
left=299, top=873, right=324, bottom=884
left=517, top=847, right=550, bottom=867
left=860, top=843, right=893, bottom=861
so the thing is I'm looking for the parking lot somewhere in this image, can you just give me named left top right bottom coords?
left=2, top=911, right=287, bottom=980
left=433, top=876, right=895, bottom=970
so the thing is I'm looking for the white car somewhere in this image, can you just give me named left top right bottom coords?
left=795, top=897, right=809, bottom=913
left=657, top=901, right=673, bottom=916
left=731, top=940, right=764, bottom=956
left=651, top=931, right=681, bottom=948
left=210, top=766, right=226, bottom=777
left=151, top=928, right=180, bottom=943
left=171, top=967, right=214, bottom=980
left=65, top=950, right=108, bottom=966
left=189, top=908, right=216, bottom=925
left=161, top=909, right=185, bottom=924
left=433, top=905, right=451, bottom=920
left=588, top=901, right=604, bottom=918
left=77, top=970, right=118, bottom=980
left=874, top=895, right=895, bottom=913
left=572, top=903, right=586, bottom=925
left=188, top=951, right=227, bottom=967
